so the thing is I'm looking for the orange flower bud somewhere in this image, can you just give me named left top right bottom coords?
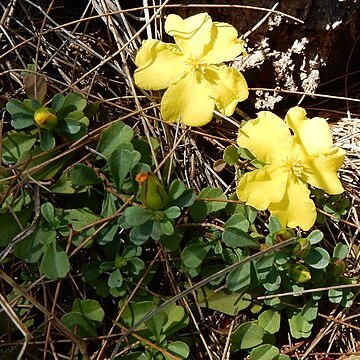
left=136, top=172, right=168, bottom=211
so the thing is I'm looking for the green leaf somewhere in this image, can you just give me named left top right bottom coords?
left=40, top=130, right=55, bottom=151
left=181, top=243, right=211, bottom=268
left=72, top=299, right=105, bottom=323
left=167, top=180, right=196, bottom=208
left=83, top=101, right=100, bottom=119
left=168, top=179, right=186, bottom=201
left=145, top=312, right=167, bottom=342
left=40, top=240, right=70, bottom=280
left=62, top=93, right=87, bottom=112
left=263, top=268, right=281, bottom=291
left=340, top=290, right=354, bottom=308
left=163, top=206, right=181, bottom=219
left=268, top=216, right=282, bottom=234
left=96, top=221, right=119, bottom=245
left=101, top=193, right=117, bottom=217
left=170, top=189, right=196, bottom=208
left=189, top=187, right=227, bottom=222
left=301, top=300, right=318, bottom=321
left=160, top=229, right=184, bottom=252
left=258, top=310, right=281, bottom=334
left=2, top=131, right=37, bottom=163
left=328, top=288, right=350, bottom=305
left=123, top=245, right=141, bottom=259
left=304, top=247, right=330, bottom=269
left=231, top=321, right=264, bottom=350
left=129, top=222, right=153, bottom=245
left=11, top=112, right=35, bottom=129
left=108, top=269, right=123, bottom=288
left=238, top=146, right=256, bottom=161
left=160, top=219, right=174, bottom=235
left=222, top=227, right=259, bottom=249
left=224, top=213, right=250, bottom=232
left=50, top=173, right=86, bottom=194
left=41, top=202, right=55, bottom=227
left=122, top=207, right=154, bottom=227
left=17, top=147, right=71, bottom=180
left=256, top=254, right=275, bottom=282
left=58, top=208, right=101, bottom=235
left=132, top=139, right=153, bottom=166
left=63, top=118, right=81, bottom=134
left=127, top=257, right=145, bottom=275
left=226, top=261, right=251, bottom=293
left=288, top=312, right=313, bottom=339
left=166, top=341, right=190, bottom=360
left=14, top=226, right=54, bottom=263
left=249, top=344, right=279, bottom=360
left=62, top=312, right=97, bottom=337
left=97, top=121, right=134, bottom=158
left=51, top=93, right=65, bottom=112
left=307, top=229, right=323, bottom=245
left=0, top=207, right=33, bottom=247
left=108, top=149, right=137, bottom=190
left=69, top=164, right=100, bottom=186
left=120, top=301, right=156, bottom=327
left=333, top=243, right=349, bottom=259
left=162, top=304, right=188, bottom=337
left=196, top=286, right=252, bottom=316
left=223, top=144, right=239, bottom=165
left=6, top=99, right=34, bottom=115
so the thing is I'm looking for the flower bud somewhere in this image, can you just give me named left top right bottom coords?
left=275, top=228, right=295, bottom=243
left=290, top=263, right=311, bottom=283
left=34, top=107, right=58, bottom=130
left=292, top=238, right=311, bottom=258
left=136, top=172, right=168, bottom=211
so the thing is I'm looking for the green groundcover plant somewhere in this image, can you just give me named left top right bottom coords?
left=0, top=10, right=354, bottom=360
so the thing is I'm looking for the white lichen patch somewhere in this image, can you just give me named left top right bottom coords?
left=254, top=90, right=283, bottom=110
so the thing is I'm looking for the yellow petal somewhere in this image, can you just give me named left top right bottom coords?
left=202, top=22, right=245, bottom=63
left=237, top=111, right=293, bottom=164
left=161, top=71, right=214, bottom=126
left=236, top=166, right=288, bottom=210
left=134, top=39, right=189, bottom=90
left=303, top=147, right=345, bottom=194
left=164, top=13, right=212, bottom=56
left=205, top=65, right=248, bottom=116
left=269, top=175, right=316, bottom=231
left=285, top=107, right=333, bottom=157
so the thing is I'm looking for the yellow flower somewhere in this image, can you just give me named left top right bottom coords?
left=134, top=12, right=248, bottom=126
left=236, top=107, right=345, bottom=230
left=34, top=107, right=58, bottom=130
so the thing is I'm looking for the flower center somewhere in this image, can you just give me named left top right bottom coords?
left=282, top=157, right=304, bottom=178
left=185, top=56, right=206, bottom=74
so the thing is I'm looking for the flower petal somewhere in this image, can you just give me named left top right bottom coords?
left=205, top=65, right=248, bottom=116
left=161, top=71, right=214, bottom=126
left=285, top=107, right=333, bottom=157
left=236, top=166, right=288, bottom=210
left=134, top=39, right=189, bottom=90
left=303, top=147, right=345, bottom=194
left=202, top=22, right=245, bottom=63
left=268, top=175, right=316, bottom=231
left=237, top=111, right=293, bottom=164
left=164, top=13, right=212, bottom=56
